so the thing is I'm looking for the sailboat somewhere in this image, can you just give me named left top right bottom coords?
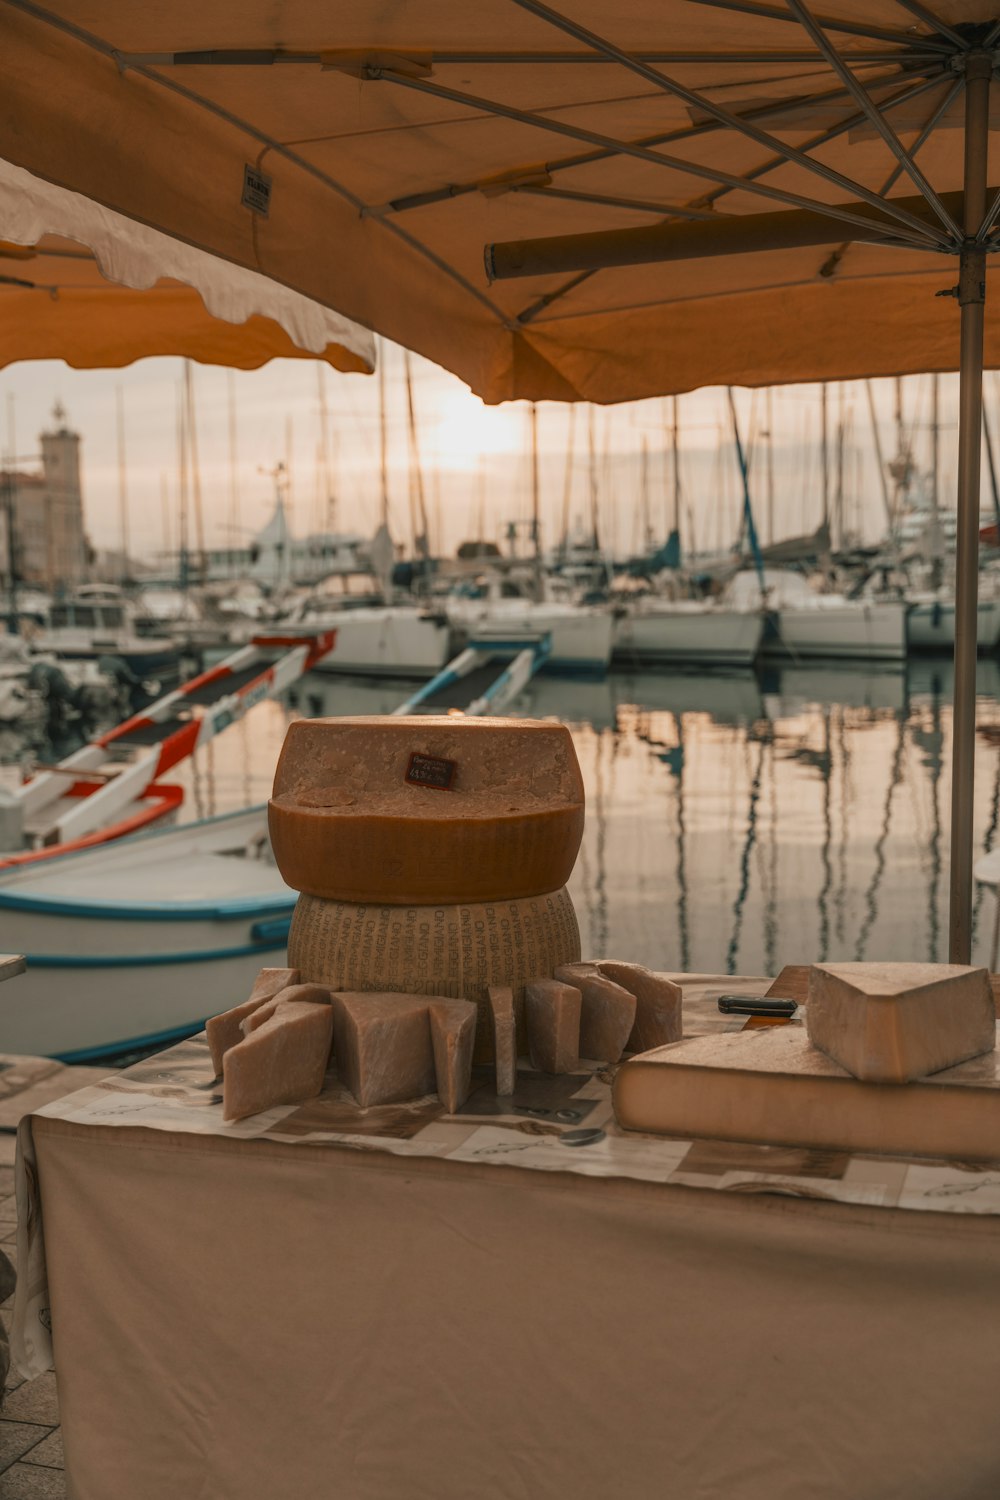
left=277, top=352, right=451, bottom=678
left=612, top=395, right=765, bottom=667
left=444, top=403, right=614, bottom=675
left=728, top=385, right=908, bottom=663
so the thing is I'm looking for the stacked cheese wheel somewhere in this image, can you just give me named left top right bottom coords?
left=268, top=715, right=585, bottom=1059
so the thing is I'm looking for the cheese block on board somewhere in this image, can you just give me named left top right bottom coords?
left=613, top=1022, right=1000, bottom=1161
left=289, top=886, right=581, bottom=1063
left=222, top=1001, right=334, bottom=1123
left=268, top=715, right=585, bottom=904
left=807, top=962, right=996, bottom=1082
left=206, top=967, right=301, bottom=1076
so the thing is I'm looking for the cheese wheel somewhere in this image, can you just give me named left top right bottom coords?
left=287, top=886, right=582, bottom=1063
left=268, top=715, right=585, bottom=904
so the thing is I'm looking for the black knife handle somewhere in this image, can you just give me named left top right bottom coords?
left=717, top=996, right=798, bottom=1017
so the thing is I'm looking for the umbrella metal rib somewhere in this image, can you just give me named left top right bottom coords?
left=891, top=0, right=968, bottom=51
left=812, top=74, right=964, bottom=281
left=378, top=62, right=940, bottom=217
left=380, top=68, right=944, bottom=249
left=121, top=48, right=945, bottom=66
left=784, top=0, right=962, bottom=241
left=513, top=72, right=950, bottom=325
left=685, top=0, right=955, bottom=51
left=698, top=71, right=949, bottom=210
left=505, top=0, right=953, bottom=245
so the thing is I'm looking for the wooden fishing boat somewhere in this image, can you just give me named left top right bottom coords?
left=0, top=804, right=294, bottom=1061
left=0, top=629, right=335, bottom=869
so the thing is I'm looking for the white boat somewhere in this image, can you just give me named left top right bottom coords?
left=0, top=805, right=295, bottom=1060
left=278, top=598, right=452, bottom=678
left=612, top=596, right=763, bottom=666
left=904, top=590, right=1000, bottom=652
left=446, top=574, right=613, bottom=676
left=31, top=584, right=181, bottom=676
left=725, top=569, right=907, bottom=662
left=0, top=629, right=336, bottom=868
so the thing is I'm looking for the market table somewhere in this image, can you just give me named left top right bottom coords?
left=12, top=973, right=1000, bottom=1500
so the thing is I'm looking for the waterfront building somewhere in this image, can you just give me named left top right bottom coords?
left=0, top=402, right=90, bottom=589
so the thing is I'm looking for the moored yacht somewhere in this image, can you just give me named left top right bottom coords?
left=32, top=584, right=180, bottom=676
left=725, top=569, right=907, bottom=662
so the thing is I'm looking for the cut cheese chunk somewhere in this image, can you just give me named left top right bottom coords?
left=222, top=1001, right=334, bottom=1123
left=268, top=715, right=585, bottom=904
left=525, top=979, right=581, bottom=1074
left=807, top=961, right=996, bottom=1083
left=555, top=963, right=635, bottom=1064
left=250, top=968, right=300, bottom=1002
left=289, top=887, right=581, bottom=1064
left=488, top=985, right=517, bottom=1096
left=206, top=966, right=301, bottom=1076
left=241, top=984, right=331, bottom=1037
left=428, top=999, right=477, bottom=1113
left=595, top=961, right=683, bottom=1052
left=330, top=991, right=437, bottom=1108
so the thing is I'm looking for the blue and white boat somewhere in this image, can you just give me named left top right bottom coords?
left=0, top=805, right=294, bottom=1061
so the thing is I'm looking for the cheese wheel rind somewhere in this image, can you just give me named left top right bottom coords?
left=268, top=715, right=585, bottom=904
left=288, top=886, right=582, bottom=1064
left=268, top=800, right=584, bottom=903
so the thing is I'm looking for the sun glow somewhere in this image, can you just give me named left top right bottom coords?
left=429, top=386, right=525, bottom=470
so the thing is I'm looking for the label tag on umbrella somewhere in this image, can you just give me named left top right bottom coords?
left=242, top=165, right=272, bottom=218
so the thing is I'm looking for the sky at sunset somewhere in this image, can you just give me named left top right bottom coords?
left=0, top=345, right=990, bottom=568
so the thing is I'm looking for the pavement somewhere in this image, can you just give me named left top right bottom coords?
left=0, top=1122, right=64, bottom=1498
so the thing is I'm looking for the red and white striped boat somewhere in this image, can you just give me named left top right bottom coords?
left=0, top=630, right=334, bottom=868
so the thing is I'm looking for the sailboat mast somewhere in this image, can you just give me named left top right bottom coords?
left=183, top=361, right=206, bottom=581
left=404, top=352, right=431, bottom=572
left=530, top=401, right=542, bottom=567
left=773, top=387, right=779, bottom=546
left=227, top=372, right=240, bottom=569
left=559, top=405, right=575, bottom=562
left=116, top=385, right=130, bottom=579
left=820, top=381, right=829, bottom=532
left=671, top=394, right=681, bottom=542
left=317, top=365, right=336, bottom=535
left=378, top=349, right=389, bottom=529
left=931, top=372, right=940, bottom=519
left=640, top=435, right=651, bottom=549
left=865, top=379, right=894, bottom=531
left=176, top=379, right=189, bottom=593
left=587, top=405, right=600, bottom=551
left=160, top=473, right=171, bottom=560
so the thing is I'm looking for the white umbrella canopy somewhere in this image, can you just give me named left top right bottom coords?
left=0, top=158, right=375, bottom=371
left=0, top=0, right=997, bottom=959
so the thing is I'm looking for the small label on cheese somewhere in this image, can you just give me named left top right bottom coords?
left=405, top=751, right=457, bottom=790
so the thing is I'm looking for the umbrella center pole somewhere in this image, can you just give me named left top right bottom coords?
left=949, top=51, right=992, bottom=965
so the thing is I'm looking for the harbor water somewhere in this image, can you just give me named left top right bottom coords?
left=114, top=660, right=1000, bottom=976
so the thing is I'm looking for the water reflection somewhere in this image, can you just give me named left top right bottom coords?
left=10, top=659, right=1000, bottom=975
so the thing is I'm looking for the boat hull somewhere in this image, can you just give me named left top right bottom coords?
left=906, top=596, right=1000, bottom=652
left=764, top=601, right=908, bottom=661
left=0, top=930, right=291, bottom=1060
left=612, top=605, right=763, bottom=666
left=307, top=610, right=451, bottom=678
left=0, top=805, right=295, bottom=1059
left=449, top=605, right=613, bottom=676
